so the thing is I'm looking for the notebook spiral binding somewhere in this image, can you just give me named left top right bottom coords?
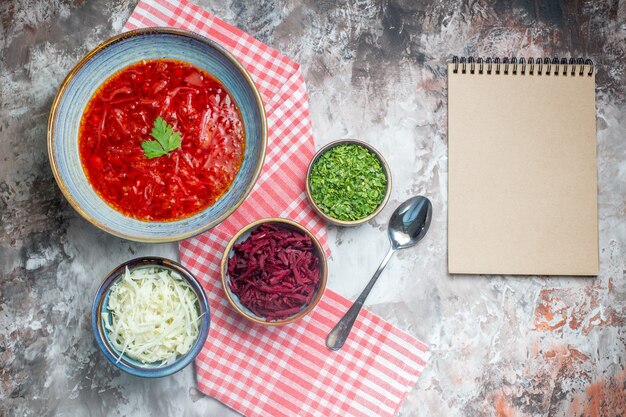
left=451, top=56, right=594, bottom=76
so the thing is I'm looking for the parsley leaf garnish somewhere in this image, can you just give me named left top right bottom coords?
left=141, top=117, right=182, bottom=159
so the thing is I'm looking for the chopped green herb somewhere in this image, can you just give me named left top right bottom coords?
left=309, top=143, right=388, bottom=221
left=141, top=116, right=182, bottom=159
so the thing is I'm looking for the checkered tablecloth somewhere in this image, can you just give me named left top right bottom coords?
left=125, top=1, right=430, bottom=416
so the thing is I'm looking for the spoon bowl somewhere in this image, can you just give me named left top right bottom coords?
left=326, top=195, right=433, bottom=350
left=389, top=196, right=432, bottom=249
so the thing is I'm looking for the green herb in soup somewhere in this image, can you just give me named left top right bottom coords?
left=141, top=117, right=182, bottom=159
left=309, top=144, right=387, bottom=221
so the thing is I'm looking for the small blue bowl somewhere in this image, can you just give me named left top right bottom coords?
left=48, top=28, right=267, bottom=242
left=92, top=257, right=210, bottom=378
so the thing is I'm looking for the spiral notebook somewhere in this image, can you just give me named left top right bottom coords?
left=447, top=57, right=598, bottom=276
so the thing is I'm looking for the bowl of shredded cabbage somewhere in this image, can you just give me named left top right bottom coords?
left=92, top=257, right=210, bottom=377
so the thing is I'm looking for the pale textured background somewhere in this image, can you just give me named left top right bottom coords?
left=1, top=1, right=625, bottom=416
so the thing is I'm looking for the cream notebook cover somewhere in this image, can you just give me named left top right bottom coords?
left=447, top=57, right=598, bottom=276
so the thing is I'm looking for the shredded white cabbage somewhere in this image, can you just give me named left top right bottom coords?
left=103, top=266, right=201, bottom=365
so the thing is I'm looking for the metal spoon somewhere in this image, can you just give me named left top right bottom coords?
left=325, top=196, right=433, bottom=351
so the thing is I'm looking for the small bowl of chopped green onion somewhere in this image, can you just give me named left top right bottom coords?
left=306, top=139, right=391, bottom=226
left=92, top=257, right=210, bottom=377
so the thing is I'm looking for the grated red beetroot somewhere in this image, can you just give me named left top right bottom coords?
left=227, top=223, right=321, bottom=321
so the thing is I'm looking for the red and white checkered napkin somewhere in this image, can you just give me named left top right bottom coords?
left=125, top=1, right=430, bottom=416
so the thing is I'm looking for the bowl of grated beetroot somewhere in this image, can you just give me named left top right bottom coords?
left=220, top=218, right=327, bottom=325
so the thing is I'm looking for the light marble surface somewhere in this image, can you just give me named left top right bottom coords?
left=1, top=1, right=625, bottom=416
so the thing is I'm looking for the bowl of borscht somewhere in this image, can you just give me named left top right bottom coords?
left=48, top=28, right=267, bottom=242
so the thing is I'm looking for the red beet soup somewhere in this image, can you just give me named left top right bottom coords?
left=79, top=59, right=245, bottom=221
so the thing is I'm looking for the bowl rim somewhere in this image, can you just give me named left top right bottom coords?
left=91, top=256, right=211, bottom=378
left=220, top=218, right=328, bottom=326
left=47, top=27, right=268, bottom=243
left=305, top=139, right=392, bottom=226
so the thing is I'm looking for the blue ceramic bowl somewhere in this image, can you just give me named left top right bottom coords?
left=220, top=218, right=327, bottom=326
left=48, top=28, right=266, bottom=242
left=92, top=257, right=210, bottom=378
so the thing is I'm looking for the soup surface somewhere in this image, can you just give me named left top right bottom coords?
left=79, top=59, right=245, bottom=221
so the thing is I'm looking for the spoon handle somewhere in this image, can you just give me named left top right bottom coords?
left=326, top=247, right=396, bottom=351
